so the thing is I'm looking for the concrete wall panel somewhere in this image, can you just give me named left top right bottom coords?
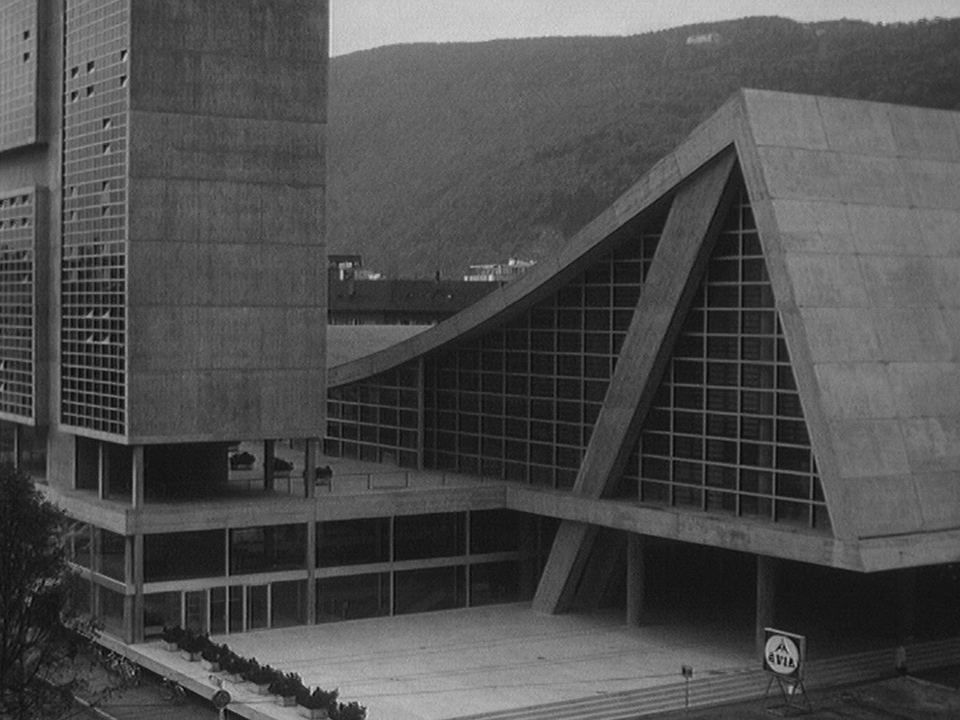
left=843, top=475, right=925, bottom=537
left=817, top=96, right=897, bottom=157
left=887, top=363, right=960, bottom=417
left=872, top=308, right=953, bottom=362
left=128, top=306, right=200, bottom=372
left=126, top=240, right=200, bottom=306
left=769, top=199, right=853, bottom=254
left=933, top=261, right=960, bottom=308
left=814, top=364, right=896, bottom=419
left=800, top=308, right=881, bottom=362
left=912, top=471, right=960, bottom=531
left=759, top=147, right=909, bottom=206
left=743, top=91, right=827, bottom=149
left=845, top=205, right=924, bottom=255
left=902, top=416, right=960, bottom=473
left=903, top=159, right=960, bottom=210
left=829, top=418, right=910, bottom=478
left=888, top=104, right=960, bottom=162
left=858, top=256, right=940, bottom=308
left=918, top=209, right=960, bottom=257
left=784, top=253, right=868, bottom=307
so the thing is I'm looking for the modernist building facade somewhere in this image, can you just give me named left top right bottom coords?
left=0, top=0, right=328, bottom=641
left=3, top=0, right=960, bottom=657
left=322, top=90, right=960, bottom=650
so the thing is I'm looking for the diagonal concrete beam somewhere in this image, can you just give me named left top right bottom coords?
left=533, top=150, right=739, bottom=614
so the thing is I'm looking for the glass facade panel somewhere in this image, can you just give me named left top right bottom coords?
left=394, top=566, right=465, bottom=615
left=97, top=528, right=125, bottom=581
left=144, top=530, right=225, bottom=582
left=316, top=573, right=390, bottom=623
left=143, top=591, right=179, bottom=632
left=326, top=217, right=665, bottom=489
left=0, top=0, right=40, bottom=151
left=97, top=584, right=125, bottom=637
left=247, top=585, right=268, bottom=630
left=625, top=182, right=830, bottom=531
left=394, top=512, right=465, bottom=561
left=318, top=517, right=389, bottom=567
left=230, top=524, right=306, bottom=575
left=470, top=561, right=522, bottom=606
left=271, top=580, right=307, bottom=628
left=61, top=0, right=130, bottom=434
left=470, top=509, right=521, bottom=554
left=184, top=589, right=207, bottom=634
left=0, top=190, right=38, bottom=419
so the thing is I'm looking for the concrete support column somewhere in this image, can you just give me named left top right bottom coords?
left=131, top=446, right=144, bottom=509
left=132, top=534, right=144, bottom=642
left=97, top=442, right=107, bottom=500
left=263, top=440, right=275, bottom=491
left=518, top=515, right=538, bottom=600
left=756, top=555, right=778, bottom=658
left=304, top=438, right=318, bottom=499
left=306, top=518, right=317, bottom=625
left=626, top=533, right=645, bottom=627
left=123, top=533, right=144, bottom=643
left=897, top=568, right=916, bottom=644
left=12, top=423, right=21, bottom=470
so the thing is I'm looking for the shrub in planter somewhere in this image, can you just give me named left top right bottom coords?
left=220, top=652, right=248, bottom=680
left=297, top=687, right=338, bottom=719
left=160, top=626, right=185, bottom=651
left=299, top=687, right=338, bottom=710
left=333, top=701, right=367, bottom=720
left=178, top=632, right=206, bottom=660
left=270, top=672, right=304, bottom=705
left=246, top=665, right=280, bottom=694
left=201, top=645, right=224, bottom=671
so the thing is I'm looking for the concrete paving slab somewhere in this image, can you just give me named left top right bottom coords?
left=179, top=604, right=755, bottom=720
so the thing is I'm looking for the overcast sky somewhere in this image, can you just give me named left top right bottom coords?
left=330, top=0, right=960, bottom=55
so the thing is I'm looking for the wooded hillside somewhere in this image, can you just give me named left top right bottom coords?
left=327, top=16, right=960, bottom=278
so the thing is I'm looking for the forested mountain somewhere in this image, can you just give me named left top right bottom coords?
left=327, top=16, right=960, bottom=278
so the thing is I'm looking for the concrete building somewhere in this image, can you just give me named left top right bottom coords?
left=3, top=0, right=959, bottom=676
left=323, top=89, right=960, bottom=654
left=328, top=277, right=497, bottom=325
left=0, top=0, right=327, bottom=641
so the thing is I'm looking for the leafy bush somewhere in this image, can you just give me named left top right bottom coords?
left=269, top=671, right=305, bottom=697
left=299, top=687, right=339, bottom=711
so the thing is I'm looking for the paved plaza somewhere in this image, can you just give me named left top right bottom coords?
left=213, top=603, right=754, bottom=720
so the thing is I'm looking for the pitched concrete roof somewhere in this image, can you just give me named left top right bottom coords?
left=738, top=91, right=960, bottom=542
left=329, top=89, right=960, bottom=563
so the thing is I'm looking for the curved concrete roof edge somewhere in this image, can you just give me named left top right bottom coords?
left=328, top=89, right=751, bottom=387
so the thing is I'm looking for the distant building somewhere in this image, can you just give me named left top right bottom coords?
left=329, top=254, right=383, bottom=281
left=464, top=258, right=536, bottom=282
left=329, top=277, right=497, bottom=325
left=686, top=32, right=722, bottom=45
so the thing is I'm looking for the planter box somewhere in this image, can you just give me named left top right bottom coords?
left=275, top=695, right=298, bottom=707
left=180, top=650, right=201, bottom=662
left=201, top=659, right=220, bottom=672
left=255, top=683, right=272, bottom=696
left=297, top=707, right=329, bottom=720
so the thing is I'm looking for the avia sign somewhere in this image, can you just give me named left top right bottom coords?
left=762, top=628, right=806, bottom=678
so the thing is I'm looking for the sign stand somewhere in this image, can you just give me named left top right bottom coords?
left=764, top=674, right=811, bottom=713
left=761, top=628, right=812, bottom=715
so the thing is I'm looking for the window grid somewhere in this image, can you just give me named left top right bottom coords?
left=421, top=228, right=661, bottom=489
left=325, top=364, right=421, bottom=468
left=624, top=186, right=830, bottom=531
left=0, top=190, right=36, bottom=419
left=323, top=218, right=664, bottom=489
left=0, top=0, right=39, bottom=151
left=60, top=0, right=129, bottom=435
